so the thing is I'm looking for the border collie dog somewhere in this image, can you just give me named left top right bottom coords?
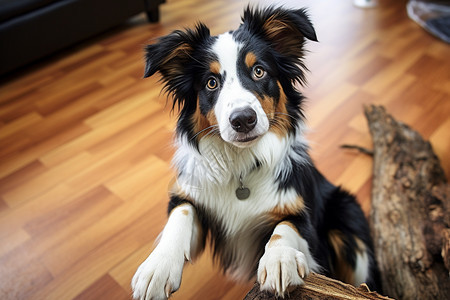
left=132, top=6, right=380, bottom=300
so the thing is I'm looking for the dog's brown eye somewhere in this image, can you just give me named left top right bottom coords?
left=206, top=78, right=218, bottom=90
left=253, top=66, right=265, bottom=80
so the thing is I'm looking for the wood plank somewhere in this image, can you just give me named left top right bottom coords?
left=0, top=122, right=92, bottom=178
left=0, top=245, right=53, bottom=300
left=0, top=184, right=84, bottom=238
left=73, top=274, right=130, bottom=300
left=2, top=152, right=94, bottom=207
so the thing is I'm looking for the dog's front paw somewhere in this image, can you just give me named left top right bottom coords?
left=257, top=246, right=310, bottom=297
left=131, top=247, right=184, bottom=300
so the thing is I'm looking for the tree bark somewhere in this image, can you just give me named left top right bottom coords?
left=365, top=105, right=450, bottom=300
left=244, top=273, right=392, bottom=300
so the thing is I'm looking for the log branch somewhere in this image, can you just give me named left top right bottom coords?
left=245, top=273, right=392, bottom=300
left=340, top=144, right=374, bottom=156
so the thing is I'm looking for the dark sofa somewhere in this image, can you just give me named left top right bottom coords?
left=0, top=0, right=164, bottom=76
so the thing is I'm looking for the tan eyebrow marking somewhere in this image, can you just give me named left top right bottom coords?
left=245, top=52, right=257, bottom=68
left=209, top=61, right=221, bottom=74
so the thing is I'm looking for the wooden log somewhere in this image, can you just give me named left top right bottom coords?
left=365, top=105, right=450, bottom=300
left=244, top=273, right=392, bottom=300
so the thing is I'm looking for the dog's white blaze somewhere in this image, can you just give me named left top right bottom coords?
left=212, top=32, right=269, bottom=146
left=213, top=32, right=240, bottom=81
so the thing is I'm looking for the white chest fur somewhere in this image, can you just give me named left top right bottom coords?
left=172, top=132, right=307, bottom=236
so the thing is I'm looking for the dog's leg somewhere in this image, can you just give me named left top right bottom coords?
left=132, top=203, right=202, bottom=300
left=257, top=221, right=318, bottom=297
left=322, top=188, right=381, bottom=290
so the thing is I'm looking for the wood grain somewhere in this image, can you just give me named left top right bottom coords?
left=0, top=0, right=449, bottom=299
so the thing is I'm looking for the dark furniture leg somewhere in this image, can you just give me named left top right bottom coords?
left=144, top=0, right=163, bottom=23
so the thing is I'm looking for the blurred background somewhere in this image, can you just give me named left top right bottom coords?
left=0, top=0, right=449, bottom=299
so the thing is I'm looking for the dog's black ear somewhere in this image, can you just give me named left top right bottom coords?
left=242, top=6, right=317, bottom=56
left=143, top=31, right=191, bottom=78
left=241, top=6, right=317, bottom=85
left=144, top=23, right=210, bottom=78
left=144, top=23, right=211, bottom=110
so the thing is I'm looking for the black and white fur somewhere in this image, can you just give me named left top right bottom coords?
left=132, top=6, right=380, bottom=300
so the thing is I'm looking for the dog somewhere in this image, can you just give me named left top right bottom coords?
left=131, top=6, right=380, bottom=300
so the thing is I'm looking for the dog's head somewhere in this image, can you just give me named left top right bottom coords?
left=144, top=6, right=317, bottom=148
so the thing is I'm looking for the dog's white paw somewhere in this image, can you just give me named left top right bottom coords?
left=131, top=247, right=185, bottom=300
left=257, top=246, right=310, bottom=297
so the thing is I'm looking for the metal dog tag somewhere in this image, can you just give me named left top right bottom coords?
left=236, top=187, right=250, bottom=200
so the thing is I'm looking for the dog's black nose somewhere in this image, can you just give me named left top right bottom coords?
left=229, top=108, right=257, bottom=133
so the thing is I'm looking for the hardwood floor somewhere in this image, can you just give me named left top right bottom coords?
left=0, top=0, right=449, bottom=299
